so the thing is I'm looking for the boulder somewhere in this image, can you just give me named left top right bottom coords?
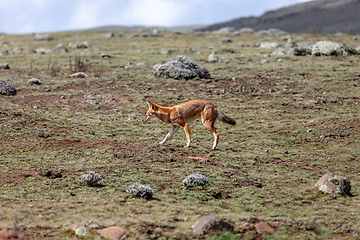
left=68, top=41, right=91, bottom=49
left=0, top=50, right=9, bottom=56
left=154, top=55, right=210, bottom=80
left=80, top=171, right=102, bottom=186
left=214, top=27, right=234, bottom=34
left=97, top=226, right=129, bottom=240
left=256, top=28, right=288, bottom=36
left=0, top=79, right=17, bottom=96
left=183, top=173, right=208, bottom=187
left=255, top=222, right=275, bottom=235
left=53, top=44, right=68, bottom=53
left=192, top=214, right=234, bottom=238
left=126, top=183, right=154, bottom=200
left=234, top=28, right=255, bottom=35
left=34, top=33, right=53, bottom=41
left=258, top=42, right=282, bottom=49
left=315, top=173, right=351, bottom=195
left=311, top=41, right=358, bottom=56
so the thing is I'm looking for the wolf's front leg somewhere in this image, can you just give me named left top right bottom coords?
left=159, top=125, right=180, bottom=145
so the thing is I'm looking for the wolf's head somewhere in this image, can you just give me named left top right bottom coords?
left=142, top=99, right=158, bottom=122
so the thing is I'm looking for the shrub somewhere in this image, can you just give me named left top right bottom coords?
left=154, top=55, right=211, bottom=80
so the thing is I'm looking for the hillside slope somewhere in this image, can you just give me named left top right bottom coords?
left=198, top=0, right=360, bottom=33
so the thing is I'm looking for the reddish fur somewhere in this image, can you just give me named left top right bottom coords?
left=143, top=100, right=236, bottom=149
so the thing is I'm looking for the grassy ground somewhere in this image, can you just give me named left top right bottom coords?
left=1, top=30, right=360, bottom=239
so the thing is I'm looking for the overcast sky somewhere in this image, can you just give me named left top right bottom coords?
left=1, top=0, right=314, bottom=34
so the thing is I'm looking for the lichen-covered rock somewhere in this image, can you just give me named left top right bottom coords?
left=126, top=183, right=154, bottom=200
left=81, top=171, right=102, bottom=186
left=0, top=79, right=17, bottom=95
left=311, top=41, right=358, bottom=56
left=154, top=55, right=210, bottom=80
left=182, top=173, right=208, bottom=187
left=315, top=173, right=351, bottom=195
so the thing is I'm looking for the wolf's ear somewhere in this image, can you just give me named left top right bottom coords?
left=143, top=98, right=152, bottom=108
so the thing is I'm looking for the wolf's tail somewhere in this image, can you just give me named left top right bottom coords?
left=217, top=109, right=236, bottom=125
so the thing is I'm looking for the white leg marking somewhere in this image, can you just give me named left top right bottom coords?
left=212, top=132, right=218, bottom=149
left=160, top=126, right=180, bottom=144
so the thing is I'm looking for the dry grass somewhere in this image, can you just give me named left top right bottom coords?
left=0, top=30, right=360, bottom=239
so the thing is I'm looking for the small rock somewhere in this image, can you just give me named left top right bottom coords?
left=75, top=226, right=89, bottom=236
left=0, top=50, right=9, bottom=56
left=182, top=173, right=208, bottom=187
left=258, top=42, right=282, bottom=49
left=222, top=38, right=233, bottom=43
left=27, top=78, right=42, bottom=85
left=208, top=54, right=225, bottom=63
left=296, top=100, right=317, bottom=106
left=255, top=222, right=275, bottom=235
left=97, top=226, right=129, bottom=240
left=105, top=32, right=115, bottom=38
left=68, top=222, right=86, bottom=231
left=69, top=72, right=88, bottom=78
left=126, top=183, right=154, bottom=200
left=68, top=41, right=91, bottom=49
left=311, top=41, right=358, bottom=56
left=27, top=49, right=36, bottom=54
left=81, top=171, right=102, bottom=186
left=315, top=173, right=351, bottom=195
left=234, top=28, right=255, bottom=35
left=86, top=99, right=102, bottom=105
left=101, top=53, right=113, bottom=58
left=36, top=47, right=51, bottom=54
left=0, top=63, right=10, bottom=69
left=0, top=230, right=33, bottom=240
left=214, top=27, right=234, bottom=34
left=37, top=130, right=52, bottom=138
left=160, top=48, right=172, bottom=54
left=192, top=214, right=234, bottom=238
left=53, top=44, right=68, bottom=53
